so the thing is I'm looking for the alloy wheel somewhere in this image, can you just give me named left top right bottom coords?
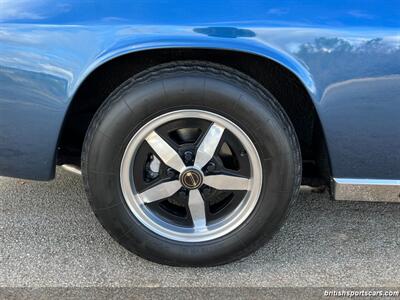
left=120, top=109, right=262, bottom=242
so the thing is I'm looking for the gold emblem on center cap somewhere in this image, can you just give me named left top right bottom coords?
left=181, top=169, right=202, bottom=189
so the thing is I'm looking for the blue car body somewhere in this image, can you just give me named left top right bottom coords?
left=0, top=0, right=399, bottom=184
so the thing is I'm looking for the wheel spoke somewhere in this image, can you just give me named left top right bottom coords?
left=188, top=189, right=207, bottom=231
left=139, top=180, right=182, bottom=203
left=194, top=123, right=225, bottom=169
left=145, top=131, right=186, bottom=172
left=203, top=175, right=250, bottom=190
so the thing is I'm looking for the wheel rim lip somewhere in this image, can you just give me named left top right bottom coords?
left=120, top=109, right=263, bottom=242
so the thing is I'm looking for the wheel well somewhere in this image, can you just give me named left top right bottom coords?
left=58, top=48, right=329, bottom=185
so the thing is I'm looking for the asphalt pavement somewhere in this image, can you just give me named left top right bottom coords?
left=1, top=168, right=399, bottom=295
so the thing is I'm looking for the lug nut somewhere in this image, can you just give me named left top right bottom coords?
left=178, top=189, right=187, bottom=198
left=206, top=162, right=216, bottom=172
left=202, top=187, right=211, bottom=196
left=166, top=168, right=175, bottom=178
left=184, top=151, right=193, bottom=163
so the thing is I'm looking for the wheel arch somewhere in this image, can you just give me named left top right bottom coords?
left=58, top=45, right=330, bottom=184
left=69, top=41, right=317, bottom=100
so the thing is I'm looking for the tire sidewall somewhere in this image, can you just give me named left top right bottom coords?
left=83, top=64, right=300, bottom=266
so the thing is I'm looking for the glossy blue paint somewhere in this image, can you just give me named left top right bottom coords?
left=0, top=0, right=399, bottom=180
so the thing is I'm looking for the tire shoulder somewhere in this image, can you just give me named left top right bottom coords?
left=81, top=60, right=302, bottom=266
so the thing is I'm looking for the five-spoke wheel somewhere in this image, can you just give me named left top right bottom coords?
left=83, top=61, right=301, bottom=266
left=120, top=110, right=262, bottom=242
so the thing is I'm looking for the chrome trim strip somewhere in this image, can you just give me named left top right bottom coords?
left=61, top=164, right=82, bottom=176
left=333, top=178, right=400, bottom=203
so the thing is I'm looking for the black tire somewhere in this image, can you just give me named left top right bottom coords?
left=82, top=61, right=301, bottom=266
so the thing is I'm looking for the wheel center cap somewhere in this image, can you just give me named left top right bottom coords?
left=180, top=168, right=203, bottom=190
